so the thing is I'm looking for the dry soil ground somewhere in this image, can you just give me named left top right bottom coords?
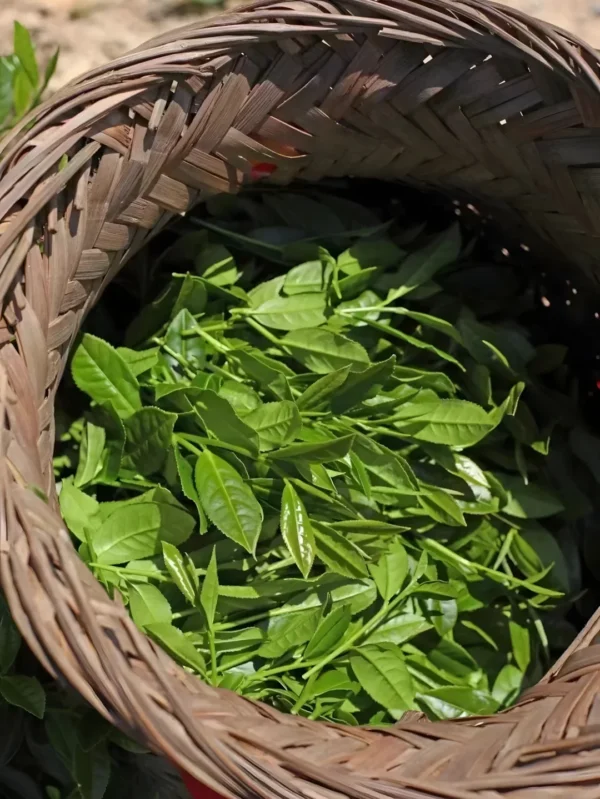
left=1, top=0, right=600, bottom=89
left=0, top=0, right=231, bottom=88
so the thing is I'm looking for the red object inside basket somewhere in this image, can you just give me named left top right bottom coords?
left=250, top=161, right=277, bottom=179
left=179, top=768, right=224, bottom=799
left=248, top=134, right=301, bottom=180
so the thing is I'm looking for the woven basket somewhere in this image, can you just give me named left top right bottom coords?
left=2, top=0, right=600, bottom=796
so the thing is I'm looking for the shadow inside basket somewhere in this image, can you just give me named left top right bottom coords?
left=49, top=177, right=600, bottom=729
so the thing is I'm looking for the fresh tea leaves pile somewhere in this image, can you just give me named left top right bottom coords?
left=55, top=190, right=598, bottom=725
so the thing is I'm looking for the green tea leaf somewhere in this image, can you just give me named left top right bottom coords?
left=296, top=367, right=351, bottom=410
left=129, top=584, right=172, bottom=628
left=249, top=293, right=327, bottom=330
left=391, top=308, right=462, bottom=342
left=248, top=275, right=285, bottom=307
left=125, top=281, right=180, bottom=346
left=331, top=357, right=396, bottom=414
left=173, top=445, right=208, bottom=533
left=409, top=580, right=458, bottom=599
left=93, top=402, right=125, bottom=483
left=354, top=436, right=419, bottom=492
left=338, top=239, right=404, bottom=273
left=426, top=598, right=458, bottom=637
left=419, top=686, right=498, bottom=719
left=0, top=57, right=17, bottom=125
left=201, top=549, right=219, bottom=627
left=268, top=434, right=355, bottom=464
left=492, top=664, right=523, bottom=706
left=59, top=479, right=99, bottom=543
left=387, top=224, right=461, bottom=300
left=0, top=676, right=45, bottom=719
left=281, top=481, right=315, bottom=578
left=72, top=334, right=141, bottom=418
left=218, top=381, right=261, bottom=415
left=509, top=619, right=531, bottom=672
left=258, top=608, right=321, bottom=659
left=72, top=740, right=111, bottom=799
left=366, top=614, right=432, bottom=646
left=498, top=474, right=565, bottom=519
left=93, top=504, right=162, bottom=565
left=163, top=309, right=205, bottom=371
left=75, top=421, right=106, bottom=487
left=314, top=523, right=369, bottom=578
left=350, top=644, right=415, bottom=718
left=233, top=348, right=295, bottom=385
left=146, top=623, right=206, bottom=673
left=369, top=541, right=409, bottom=601
left=418, top=490, right=466, bottom=527
left=283, top=328, right=369, bottom=374
left=304, top=606, right=351, bottom=659
left=215, top=628, right=265, bottom=654
left=196, top=244, right=238, bottom=287
left=125, top=487, right=195, bottom=546
left=193, top=390, right=259, bottom=457
left=395, top=399, right=495, bottom=448
left=123, top=407, right=177, bottom=475
left=116, top=347, right=159, bottom=377
left=512, top=528, right=570, bottom=592
left=162, top=542, right=197, bottom=605
left=12, top=66, right=33, bottom=117
left=245, top=401, right=301, bottom=451
left=394, top=366, right=456, bottom=395
left=195, top=450, right=263, bottom=553
left=284, top=260, right=328, bottom=294
left=172, top=274, right=209, bottom=316
left=336, top=269, right=379, bottom=301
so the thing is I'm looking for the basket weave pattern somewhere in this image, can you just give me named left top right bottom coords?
left=2, top=1, right=600, bottom=796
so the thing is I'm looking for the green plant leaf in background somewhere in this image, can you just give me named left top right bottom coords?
left=13, top=23, right=38, bottom=88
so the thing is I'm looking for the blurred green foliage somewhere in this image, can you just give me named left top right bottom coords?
left=0, top=22, right=58, bottom=135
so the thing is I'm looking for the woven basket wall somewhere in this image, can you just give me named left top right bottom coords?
left=2, top=1, right=600, bottom=797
